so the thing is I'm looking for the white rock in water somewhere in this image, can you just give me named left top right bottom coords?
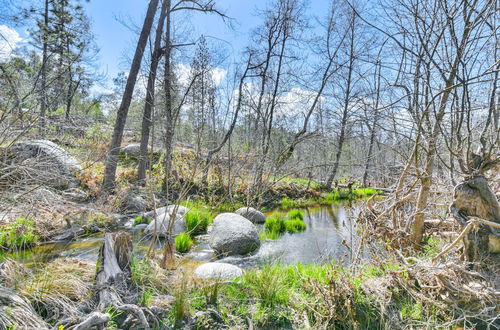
left=144, top=212, right=185, bottom=237
left=194, top=262, right=243, bottom=280
left=144, top=205, right=189, bottom=219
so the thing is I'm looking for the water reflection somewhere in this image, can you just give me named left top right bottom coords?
left=220, top=203, right=359, bottom=268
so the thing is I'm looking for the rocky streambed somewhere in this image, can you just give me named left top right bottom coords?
left=0, top=203, right=359, bottom=271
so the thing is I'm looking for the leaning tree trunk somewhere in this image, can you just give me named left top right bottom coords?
left=103, top=0, right=159, bottom=190
left=138, top=0, right=169, bottom=183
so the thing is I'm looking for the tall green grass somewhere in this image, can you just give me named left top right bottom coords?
left=284, top=219, right=306, bottom=233
left=280, top=188, right=382, bottom=209
left=262, top=212, right=306, bottom=240
left=185, top=208, right=212, bottom=236
left=175, top=232, right=193, bottom=253
left=287, top=210, right=304, bottom=220
left=264, top=214, right=287, bottom=235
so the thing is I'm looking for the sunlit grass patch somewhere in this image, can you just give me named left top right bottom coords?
left=264, top=214, right=287, bottom=236
left=261, top=212, right=307, bottom=240
left=175, top=232, right=193, bottom=253
left=133, top=215, right=152, bottom=226
left=284, top=219, right=306, bottom=233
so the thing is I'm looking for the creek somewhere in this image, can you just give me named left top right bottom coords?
left=0, top=202, right=360, bottom=268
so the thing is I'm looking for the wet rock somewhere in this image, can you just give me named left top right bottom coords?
left=52, top=227, right=85, bottom=242
left=209, top=213, right=260, bottom=256
left=186, top=249, right=216, bottom=261
left=194, top=262, right=243, bottom=280
left=144, top=205, right=189, bottom=219
left=235, top=207, right=266, bottom=224
left=132, top=224, right=148, bottom=231
left=8, top=140, right=81, bottom=188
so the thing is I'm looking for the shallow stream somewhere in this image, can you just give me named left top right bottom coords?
left=0, top=203, right=360, bottom=268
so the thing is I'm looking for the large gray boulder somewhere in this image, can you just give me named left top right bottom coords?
left=194, top=262, right=243, bottom=280
left=235, top=207, right=266, bottom=224
left=8, top=140, right=81, bottom=188
left=143, top=205, right=189, bottom=237
left=120, top=143, right=141, bottom=158
left=209, top=213, right=260, bottom=256
left=119, top=190, right=147, bottom=214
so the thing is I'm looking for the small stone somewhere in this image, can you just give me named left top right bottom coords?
left=194, top=262, right=243, bottom=280
left=235, top=207, right=266, bottom=224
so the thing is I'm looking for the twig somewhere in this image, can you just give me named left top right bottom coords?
left=432, top=218, right=500, bottom=262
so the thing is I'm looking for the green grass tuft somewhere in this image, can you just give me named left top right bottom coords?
left=175, top=232, right=193, bottom=253
left=0, top=217, right=39, bottom=250
left=287, top=209, right=304, bottom=220
left=133, top=215, right=152, bottom=226
left=264, top=214, right=287, bottom=235
left=284, top=219, right=306, bottom=233
left=261, top=213, right=307, bottom=239
left=259, top=230, right=282, bottom=241
left=185, top=208, right=213, bottom=236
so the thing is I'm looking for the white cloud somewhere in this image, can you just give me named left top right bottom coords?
left=0, top=25, right=22, bottom=62
left=176, top=63, right=191, bottom=86
left=277, top=88, right=319, bottom=117
left=212, top=67, right=227, bottom=85
left=175, top=63, right=227, bottom=87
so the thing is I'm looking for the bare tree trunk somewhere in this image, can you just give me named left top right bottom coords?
left=362, top=60, right=381, bottom=187
left=138, top=0, right=168, bottom=183
left=39, top=0, right=49, bottom=137
left=163, top=0, right=174, bottom=191
left=254, top=12, right=290, bottom=195
left=411, top=3, right=475, bottom=245
left=102, top=0, right=159, bottom=190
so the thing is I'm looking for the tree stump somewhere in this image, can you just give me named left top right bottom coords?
left=450, top=175, right=500, bottom=261
left=66, top=232, right=152, bottom=330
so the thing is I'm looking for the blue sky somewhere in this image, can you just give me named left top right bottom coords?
left=0, top=0, right=327, bottom=91
left=86, top=0, right=268, bottom=82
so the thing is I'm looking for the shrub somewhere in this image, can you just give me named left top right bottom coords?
left=185, top=209, right=212, bottom=236
left=0, top=217, right=39, bottom=250
left=175, top=232, right=193, bottom=253
left=284, top=219, right=306, bottom=233
left=287, top=210, right=304, bottom=221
